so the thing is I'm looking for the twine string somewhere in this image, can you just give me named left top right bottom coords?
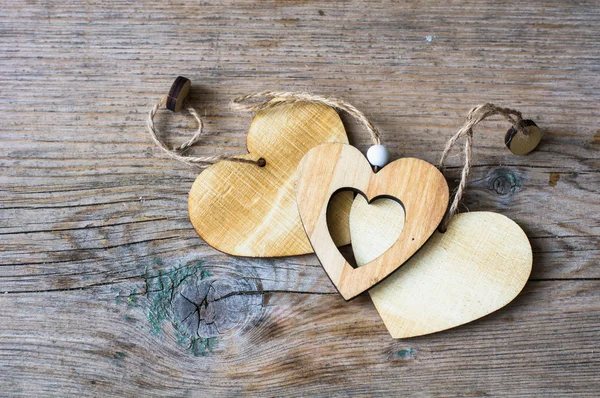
left=438, top=103, right=528, bottom=232
left=147, top=91, right=382, bottom=167
left=231, top=91, right=381, bottom=145
left=147, top=96, right=258, bottom=166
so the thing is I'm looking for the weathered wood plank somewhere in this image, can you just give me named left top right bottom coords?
left=1, top=0, right=599, bottom=395
left=1, top=280, right=600, bottom=396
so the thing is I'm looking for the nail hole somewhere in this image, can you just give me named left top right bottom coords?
left=257, top=158, right=266, bottom=167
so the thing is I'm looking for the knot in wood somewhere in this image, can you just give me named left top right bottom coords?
left=488, top=169, right=520, bottom=196
left=172, top=275, right=263, bottom=338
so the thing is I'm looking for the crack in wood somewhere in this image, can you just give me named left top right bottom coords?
left=0, top=217, right=171, bottom=236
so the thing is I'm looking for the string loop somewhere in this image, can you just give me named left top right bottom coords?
left=438, top=103, right=531, bottom=232
left=231, top=91, right=381, bottom=145
left=147, top=90, right=383, bottom=167
left=147, top=96, right=261, bottom=167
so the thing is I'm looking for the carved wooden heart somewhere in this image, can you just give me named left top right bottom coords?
left=349, top=195, right=405, bottom=266
left=188, top=102, right=353, bottom=257
left=362, top=211, right=532, bottom=338
left=296, top=143, right=449, bottom=300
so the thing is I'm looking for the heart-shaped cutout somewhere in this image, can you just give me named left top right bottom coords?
left=188, top=102, right=353, bottom=257
left=349, top=195, right=405, bottom=266
left=367, top=211, right=532, bottom=338
left=296, top=143, right=449, bottom=300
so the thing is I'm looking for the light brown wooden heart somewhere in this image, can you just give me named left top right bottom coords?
left=362, top=211, right=532, bottom=338
left=296, top=143, right=449, bottom=301
left=188, top=102, right=353, bottom=257
left=349, top=195, right=405, bottom=266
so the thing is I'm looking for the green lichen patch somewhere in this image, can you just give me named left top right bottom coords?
left=397, top=348, right=414, bottom=358
left=116, top=259, right=216, bottom=357
left=144, top=260, right=215, bottom=356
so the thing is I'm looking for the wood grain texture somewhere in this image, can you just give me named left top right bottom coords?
left=188, top=102, right=352, bottom=257
left=1, top=0, right=599, bottom=396
left=363, top=211, right=532, bottom=338
left=296, top=143, right=448, bottom=300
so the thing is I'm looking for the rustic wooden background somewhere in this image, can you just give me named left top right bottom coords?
left=1, top=0, right=599, bottom=396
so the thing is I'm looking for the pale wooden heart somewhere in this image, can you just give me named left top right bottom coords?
left=296, top=143, right=449, bottom=300
left=349, top=195, right=405, bottom=266
left=364, top=211, right=532, bottom=338
left=188, top=102, right=353, bottom=257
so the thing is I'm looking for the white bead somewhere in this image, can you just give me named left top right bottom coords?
left=366, top=145, right=391, bottom=168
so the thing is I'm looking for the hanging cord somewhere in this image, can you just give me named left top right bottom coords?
left=147, top=85, right=382, bottom=167
left=231, top=91, right=381, bottom=145
left=147, top=95, right=261, bottom=166
left=438, top=103, right=531, bottom=232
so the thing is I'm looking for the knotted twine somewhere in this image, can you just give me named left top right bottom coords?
left=437, top=103, right=529, bottom=232
left=147, top=96, right=258, bottom=166
left=146, top=91, right=381, bottom=167
left=147, top=91, right=529, bottom=231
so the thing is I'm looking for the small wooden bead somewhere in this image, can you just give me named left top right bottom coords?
left=366, top=145, right=391, bottom=168
left=166, top=76, right=191, bottom=112
left=505, top=120, right=542, bottom=155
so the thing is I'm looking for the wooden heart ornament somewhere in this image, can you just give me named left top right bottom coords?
left=355, top=211, right=533, bottom=338
left=296, top=143, right=449, bottom=300
left=188, top=102, right=353, bottom=257
left=350, top=195, right=405, bottom=266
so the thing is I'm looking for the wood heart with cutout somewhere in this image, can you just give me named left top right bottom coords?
left=359, top=211, right=532, bottom=338
left=349, top=195, right=405, bottom=266
left=296, top=143, right=449, bottom=300
left=188, top=102, right=354, bottom=257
